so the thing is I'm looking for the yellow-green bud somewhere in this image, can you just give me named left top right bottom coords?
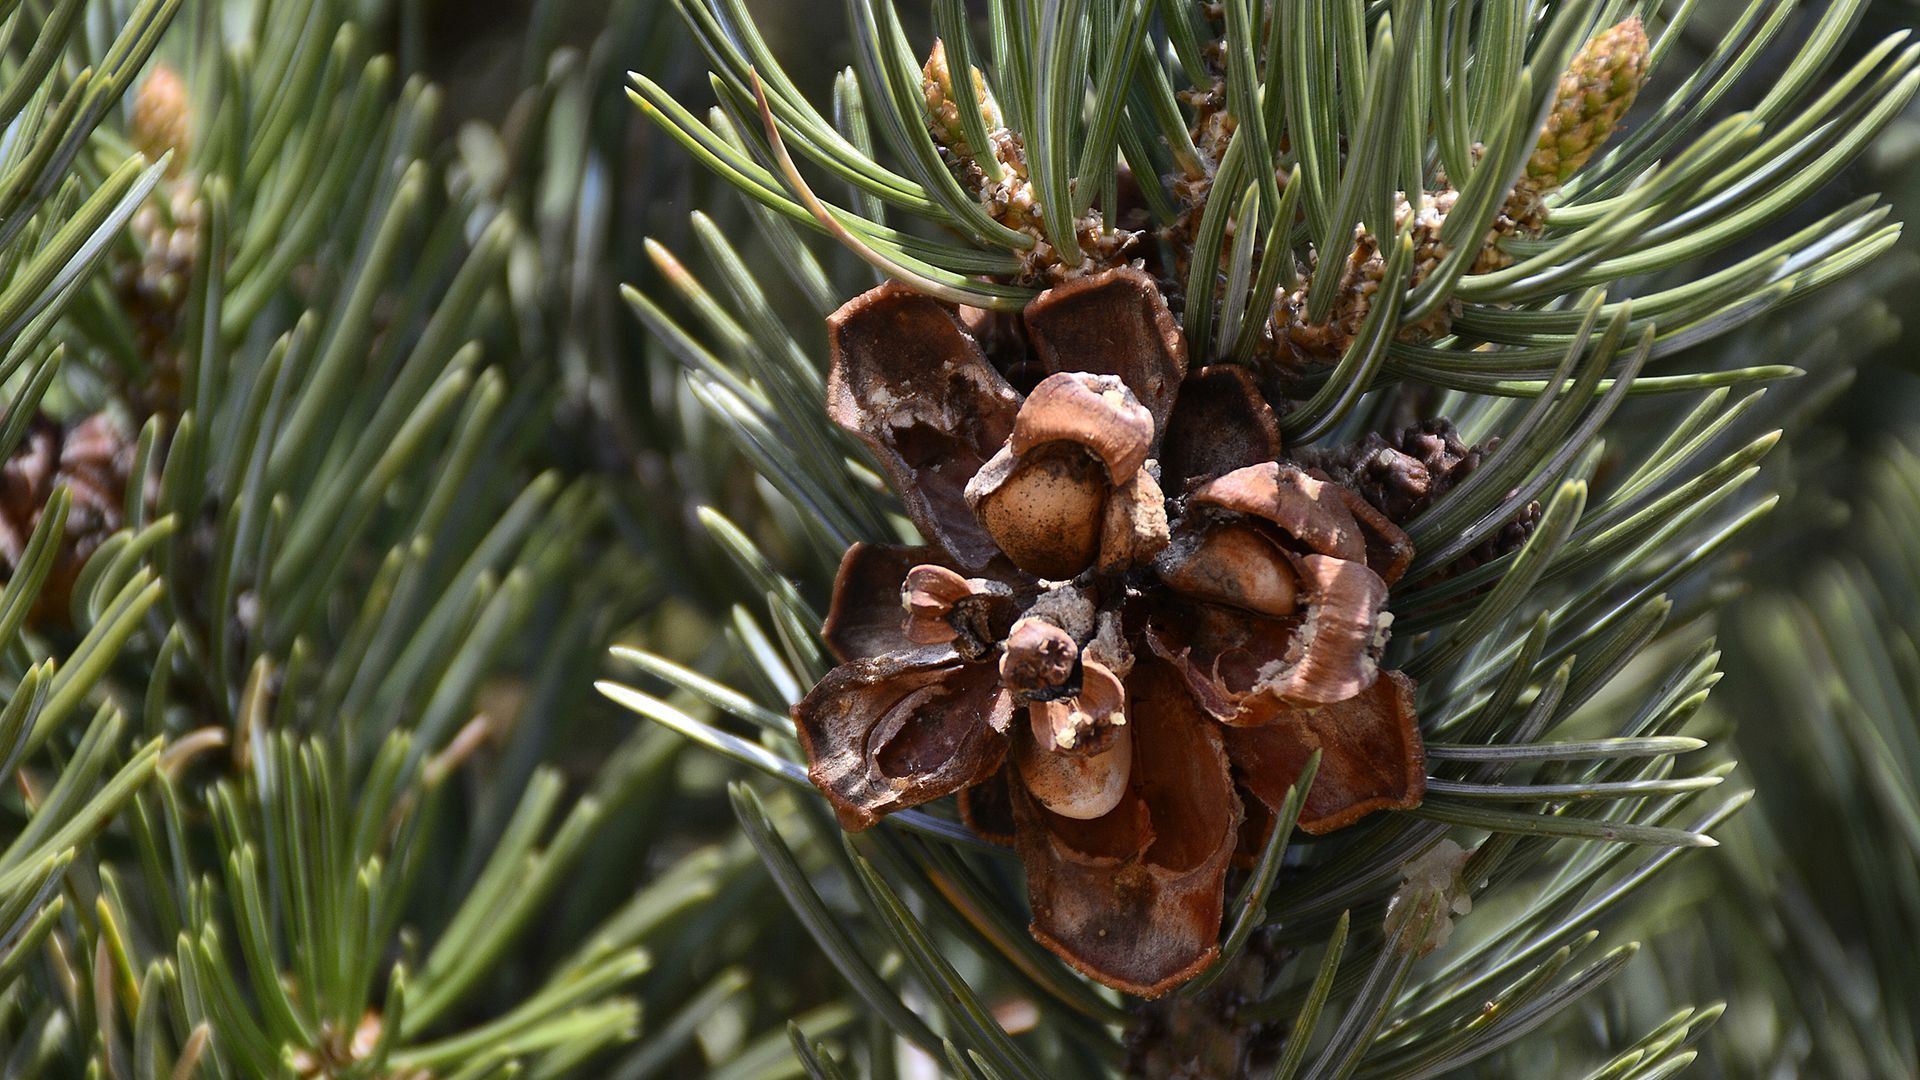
left=921, top=39, right=1000, bottom=163
left=1527, top=16, right=1651, bottom=188
left=132, top=64, right=192, bottom=176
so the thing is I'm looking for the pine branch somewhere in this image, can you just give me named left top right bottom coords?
left=604, top=1, right=1917, bottom=1075
left=0, top=0, right=807, bottom=1074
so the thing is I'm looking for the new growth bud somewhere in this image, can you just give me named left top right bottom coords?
left=1527, top=17, right=1653, bottom=189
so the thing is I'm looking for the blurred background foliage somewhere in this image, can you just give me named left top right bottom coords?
left=2, top=0, right=1920, bottom=1075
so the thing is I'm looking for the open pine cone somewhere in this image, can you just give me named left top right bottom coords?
left=793, top=268, right=1425, bottom=996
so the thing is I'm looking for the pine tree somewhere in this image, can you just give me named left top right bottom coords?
left=604, top=0, right=1920, bottom=1076
left=7, top=0, right=1920, bottom=1077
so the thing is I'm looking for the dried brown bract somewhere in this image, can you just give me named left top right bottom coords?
left=1303, top=418, right=1542, bottom=583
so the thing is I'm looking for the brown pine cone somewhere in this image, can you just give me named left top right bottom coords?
left=1303, top=419, right=1540, bottom=583
left=1349, top=419, right=1491, bottom=522
left=0, top=415, right=136, bottom=627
